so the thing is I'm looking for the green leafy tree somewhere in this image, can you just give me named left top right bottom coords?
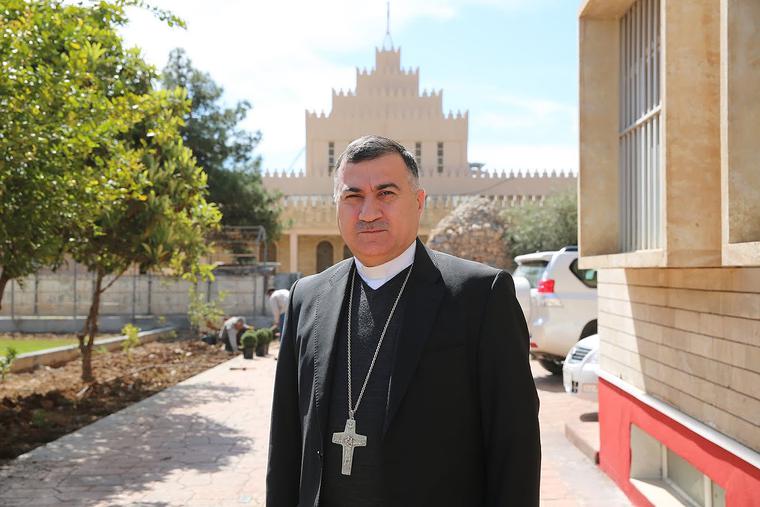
left=71, top=86, right=221, bottom=382
left=502, top=190, right=578, bottom=257
left=0, top=0, right=150, bottom=308
left=161, top=48, right=281, bottom=239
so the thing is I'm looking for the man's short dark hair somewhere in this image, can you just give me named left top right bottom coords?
left=333, top=135, right=420, bottom=200
left=267, top=288, right=275, bottom=295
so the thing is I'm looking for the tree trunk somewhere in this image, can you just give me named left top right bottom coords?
left=0, top=270, right=11, bottom=311
left=80, top=271, right=104, bottom=383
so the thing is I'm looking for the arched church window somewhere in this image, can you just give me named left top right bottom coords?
left=415, top=142, right=422, bottom=168
left=343, top=245, right=352, bottom=259
left=316, top=241, right=334, bottom=273
left=437, top=142, right=444, bottom=173
left=328, top=142, right=335, bottom=174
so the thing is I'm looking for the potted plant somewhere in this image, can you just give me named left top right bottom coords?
left=241, top=330, right=257, bottom=360
left=255, top=328, right=273, bottom=357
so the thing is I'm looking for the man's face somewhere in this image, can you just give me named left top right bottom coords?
left=336, top=153, right=425, bottom=267
left=234, top=320, right=244, bottom=331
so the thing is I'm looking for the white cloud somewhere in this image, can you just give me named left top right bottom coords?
left=470, top=142, right=578, bottom=172
left=119, top=0, right=572, bottom=171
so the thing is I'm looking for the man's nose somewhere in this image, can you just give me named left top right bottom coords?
left=358, top=196, right=382, bottom=222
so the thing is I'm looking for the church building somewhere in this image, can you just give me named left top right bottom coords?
left=261, top=44, right=575, bottom=275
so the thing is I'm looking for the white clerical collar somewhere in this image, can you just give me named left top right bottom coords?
left=354, top=241, right=417, bottom=290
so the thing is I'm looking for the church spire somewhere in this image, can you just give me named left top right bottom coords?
left=382, top=1, right=394, bottom=50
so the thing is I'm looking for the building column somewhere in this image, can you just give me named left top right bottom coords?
left=289, top=233, right=299, bottom=273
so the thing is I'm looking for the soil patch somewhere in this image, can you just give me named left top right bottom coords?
left=0, top=336, right=232, bottom=463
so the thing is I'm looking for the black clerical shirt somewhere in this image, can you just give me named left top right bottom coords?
left=320, top=266, right=410, bottom=506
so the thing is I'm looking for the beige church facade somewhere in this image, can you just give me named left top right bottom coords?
left=262, top=46, right=575, bottom=275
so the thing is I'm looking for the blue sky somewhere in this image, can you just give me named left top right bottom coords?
left=120, top=0, right=579, bottom=172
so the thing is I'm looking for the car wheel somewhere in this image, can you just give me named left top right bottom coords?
left=539, top=358, right=563, bottom=375
left=580, top=320, right=597, bottom=340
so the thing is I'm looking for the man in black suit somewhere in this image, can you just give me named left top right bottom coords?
left=267, top=135, right=540, bottom=506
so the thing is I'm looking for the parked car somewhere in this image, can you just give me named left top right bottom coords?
left=512, top=251, right=556, bottom=330
left=524, top=246, right=598, bottom=375
left=563, top=333, right=599, bottom=402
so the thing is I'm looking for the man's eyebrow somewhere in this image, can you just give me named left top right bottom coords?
left=340, top=182, right=401, bottom=194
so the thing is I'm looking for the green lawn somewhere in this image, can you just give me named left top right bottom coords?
left=0, top=338, right=79, bottom=356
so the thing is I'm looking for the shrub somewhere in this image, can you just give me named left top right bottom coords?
left=256, top=328, right=274, bottom=346
left=0, top=347, right=18, bottom=382
left=241, top=329, right=257, bottom=348
left=121, top=324, right=141, bottom=359
left=187, top=287, right=226, bottom=335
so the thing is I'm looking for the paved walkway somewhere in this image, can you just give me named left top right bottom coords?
left=531, top=362, right=630, bottom=507
left=0, top=350, right=630, bottom=506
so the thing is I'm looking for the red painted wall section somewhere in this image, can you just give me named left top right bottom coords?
left=598, top=378, right=760, bottom=507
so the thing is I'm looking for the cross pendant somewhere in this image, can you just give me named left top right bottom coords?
left=331, top=418, right=367, bottom=476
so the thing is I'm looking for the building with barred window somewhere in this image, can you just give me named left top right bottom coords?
left=579, top=0, right=760, bottom=505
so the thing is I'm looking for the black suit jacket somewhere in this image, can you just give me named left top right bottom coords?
left=267, top=240, right=541, bottom=506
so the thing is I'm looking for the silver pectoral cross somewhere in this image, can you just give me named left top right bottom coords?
left=331, top=418, right=367, bottom=476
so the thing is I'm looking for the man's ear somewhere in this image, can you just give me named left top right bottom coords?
left=416, top=189, right=426, bottom=212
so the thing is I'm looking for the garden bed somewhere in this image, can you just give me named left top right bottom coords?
left=0, top=335, right=232, bottom=463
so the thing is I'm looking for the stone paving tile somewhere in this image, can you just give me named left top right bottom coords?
left=0, top=345, right=632, bottom=506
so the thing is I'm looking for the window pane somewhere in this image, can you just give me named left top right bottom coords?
left=513, top=262, right=548, bottom=288
left=666, top=449, right=705, bottom=506
left=712, top=482, right=726, bottom=507
left=569, top=259, right=598, bottom=288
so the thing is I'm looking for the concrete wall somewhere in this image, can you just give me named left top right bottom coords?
left=597, top=267, right=760, bottom=451
left=0, top=272, right=270, bottom=320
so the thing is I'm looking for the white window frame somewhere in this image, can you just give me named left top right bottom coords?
left=630, top=424, right=725, bottom=507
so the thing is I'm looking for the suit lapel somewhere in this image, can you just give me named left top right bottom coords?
left=383, top=240, right=444, bottom=437
left=313, top=260, right=352, bottom=446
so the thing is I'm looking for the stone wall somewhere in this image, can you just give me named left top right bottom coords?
left=426, top=197, right=510, bottom=269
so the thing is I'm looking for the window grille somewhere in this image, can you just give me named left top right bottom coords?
left=436, top=142, right=444, bottom=173
left=619, top=0, right=662, bottom=252
left=415, top=142, right=422, bottom=168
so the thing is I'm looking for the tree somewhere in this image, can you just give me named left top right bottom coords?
left=71, top=86, right=221, bottom=382
left=161, top=48, right=281, bottom=240
left=502, top=190, right=578, bottom=257
left=0, top=0, right=145, bottom=308
left=0, top=0, right=184, bottom=309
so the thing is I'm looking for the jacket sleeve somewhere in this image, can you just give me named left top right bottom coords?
left=478, top=271, right=541, bottom=506
left=266, top=280, right=302, bottom=507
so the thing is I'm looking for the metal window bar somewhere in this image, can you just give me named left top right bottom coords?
left=619, top=0, right=662, bottom=252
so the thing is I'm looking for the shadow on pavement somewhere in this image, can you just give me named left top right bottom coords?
left=533, top=373, right=565, bottom=393
left=0, top=381, right=252, bottom=505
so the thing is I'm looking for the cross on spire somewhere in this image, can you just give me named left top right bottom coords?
left=382, top=1, right=394, bottom=50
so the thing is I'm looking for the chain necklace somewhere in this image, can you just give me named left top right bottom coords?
left=331, top=263, right=413, bottom=476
